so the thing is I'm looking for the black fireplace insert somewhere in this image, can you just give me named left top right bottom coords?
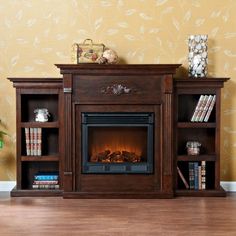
left=81, top=113, right=154, bottom=174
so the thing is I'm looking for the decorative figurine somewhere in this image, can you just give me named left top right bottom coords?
left=34, top=108, right=50, bottom=122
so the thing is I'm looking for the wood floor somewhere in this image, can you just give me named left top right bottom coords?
left=0, top=193, right=236, bottom=236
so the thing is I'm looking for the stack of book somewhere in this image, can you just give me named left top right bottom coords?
left=177, top=161, right=206, bottom=190
left=25, top=128, right=42, bottom=156
left=191, top=95, right=216, bottom=122
left=32, top=172, right=59, bottom=189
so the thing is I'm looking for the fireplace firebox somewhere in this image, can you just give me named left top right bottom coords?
left=82, top=113, right=154, bottom=174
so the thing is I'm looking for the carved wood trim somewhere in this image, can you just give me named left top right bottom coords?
left=101, top=84, right=132, bottom=95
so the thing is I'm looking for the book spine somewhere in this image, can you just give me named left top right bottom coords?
left=191, top=95, right=204, bottom=122
left=204, top=95, right=216, bottom=122
left=195, top=95, right=209, bottom=122
left=199, top=95, right=213, bottom=122
left=33, top=180, right=59, bottom=185
left=34, top=128, right=38, bottom=156
left=198, top=165, right=202, bottom=190
left=201, top=161, right=206, bottom=190
left=177, top=166, right=189, bottom=189
left=34, top=175, right=59, bottom=181
left=30, top=128, right=34, bottom=155
left=25, top=128, right=30, bottom=156
left=37, top=128, right=42, bottom=156
left=194, top=162, right=199, bottom=190
left=189, top=162, right=194, bottom=190
left=32, top=184, right=60, bottom=189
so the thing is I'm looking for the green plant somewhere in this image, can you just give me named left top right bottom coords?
left=0, top=120, right=7, bottom=149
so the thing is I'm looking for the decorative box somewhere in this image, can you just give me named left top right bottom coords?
left=71, top=39, right=105, bottom=64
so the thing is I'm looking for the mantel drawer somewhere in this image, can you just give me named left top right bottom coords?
left=72, top=75, right=164, bottom=104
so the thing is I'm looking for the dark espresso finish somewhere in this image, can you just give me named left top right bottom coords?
left=8, top=66, right=229, bottom=198
left=56, top=64, right=181, bottom=198
left=8, top=78, right=63, bottom=197
left=174, top=78, right=229, bottom=197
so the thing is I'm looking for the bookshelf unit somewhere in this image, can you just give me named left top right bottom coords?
left=8, top=78, right=63, bottom=197
left=174, top=78, right=229, bottom=197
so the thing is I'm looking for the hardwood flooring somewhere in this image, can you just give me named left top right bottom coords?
left=0, top=192, right=236, bottom=236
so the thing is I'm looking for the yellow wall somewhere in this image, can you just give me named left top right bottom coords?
left=0, top=0, right=236, bottom=181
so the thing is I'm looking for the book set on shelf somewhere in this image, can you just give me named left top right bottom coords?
left=177, top=161, right=206, bottom=190
left=25, top=128, right=42, bottom=156
left=191, top=95, right=216, bottom=122
left=32, top=172, right=59, bottom=189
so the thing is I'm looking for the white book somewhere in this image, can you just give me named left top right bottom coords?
left=191, top=95, right=205, bottom=122
left=199, top=95, right=213, bottom=122
left=204, top=95, right=216, bottom=122
left=195, top=95, right=209, bottom=122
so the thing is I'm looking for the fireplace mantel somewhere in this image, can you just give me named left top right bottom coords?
left=56, top=64, right=181, bottom=198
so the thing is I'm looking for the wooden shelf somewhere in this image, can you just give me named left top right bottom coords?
left=21, top=155, right=59, bottom=161
left=11, top=186, right=63, bottom=197
left=175, top=187, right=226, bottom=197
left=177, top=122, right=216, bottom=128
left=177, top=155, right=216, bottom=161
left=21, top=121, right=59, bottom=128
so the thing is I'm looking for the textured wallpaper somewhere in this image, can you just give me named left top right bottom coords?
left=0, top=0, right=236, bottom=181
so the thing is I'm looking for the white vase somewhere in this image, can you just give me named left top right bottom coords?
left=188, top=35, right=208, bottom=78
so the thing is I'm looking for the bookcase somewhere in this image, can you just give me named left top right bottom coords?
left=174, top=78, right=229, bottom=197
left=8, top=78, right=63, bottom=197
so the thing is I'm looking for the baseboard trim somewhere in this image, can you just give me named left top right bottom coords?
left=221, top=181, right=236, bottom=192
left=0, top=181, right=16, bottom=191
left=1, top=181, right=236, bottom=192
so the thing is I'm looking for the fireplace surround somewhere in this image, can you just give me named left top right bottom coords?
left=56, top=64, right=181, bottom=198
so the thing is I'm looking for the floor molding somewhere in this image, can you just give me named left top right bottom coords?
left=0, top=181, right=16, bottom=191
left=1, top=181, right=236, bottom=192
left=221, top=181, right=236, bottom=192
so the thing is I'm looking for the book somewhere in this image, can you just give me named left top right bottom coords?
left=189, top=162, right=195, bottom=190
left=34, top=172, right=59, bottom=181
left=191, top=95, right=205, bottom=122
left=204, top=95, right=216, bottom=122
left=37, top=128, right=42, bottom=156
left=177, top=166, right=189, bottom=189
left=194, top=162, right=199, bottom=190
left=25, top=128, right=30, bottom=156
left=33, top=180, right=59, bottom=185
left=30, top=128, right=34, bottom=155
left=32, top=184, right=60, bottom=189
left=198, top=165, right=202, bottom=190
left=195, top=95, right=209, bottom=122
left=201, top=161, right=206, bottom=189
left=198, top=95, right=213, bottom=122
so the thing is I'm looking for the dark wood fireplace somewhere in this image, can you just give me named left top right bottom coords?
left=56, top=64, right=181, bottom=198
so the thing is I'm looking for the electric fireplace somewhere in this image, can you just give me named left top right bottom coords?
left=82, top=113, right=154, bottom=174
left=56, top=64, right=181, bottom=198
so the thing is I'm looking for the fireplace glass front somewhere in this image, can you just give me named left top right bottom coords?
left=82, top=113, right=154, bottom=174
